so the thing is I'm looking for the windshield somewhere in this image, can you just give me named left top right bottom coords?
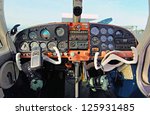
left=4, top=0, right=148, bottom=39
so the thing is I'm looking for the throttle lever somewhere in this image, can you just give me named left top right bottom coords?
left=16, top=46, right=61, bottom=71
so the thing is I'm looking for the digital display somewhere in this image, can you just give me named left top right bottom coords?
left=69, top=30, right=88, bottom=50
left=69, top=30, right=88, bottom=41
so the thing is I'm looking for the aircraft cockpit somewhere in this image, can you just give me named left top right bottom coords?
left=0, top=0, right=150, bottom=98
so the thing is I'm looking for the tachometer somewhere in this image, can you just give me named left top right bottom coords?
left=56, top=27, right=65, bottom=37
left=29, top=31, right=37, bottom=39
left=41, top=29, right=50, bottom=39
left=20, top=42, right=29, bottom=51
left=48, top=42, right=57, bottom=51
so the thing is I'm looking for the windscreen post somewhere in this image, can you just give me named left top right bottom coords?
left=73, top=0, right=83, bottom=23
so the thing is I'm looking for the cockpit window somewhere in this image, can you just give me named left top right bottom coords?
left=4, top=0, right=148, bottom=39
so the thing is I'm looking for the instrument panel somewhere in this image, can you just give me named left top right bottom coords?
left=15, top=22, right=137, bottom=62
left=15, top=23, right=68, bottom=55
left=90, top=24, right=137, bottom=56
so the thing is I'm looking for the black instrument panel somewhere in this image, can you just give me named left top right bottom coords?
left=15, top=23, right=69, bottom=54
left=90, top=23, right=137, bottom=56
left=15, top=23, right=137, bottom=60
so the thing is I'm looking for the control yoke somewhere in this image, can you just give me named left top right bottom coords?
left=94, top=47, right=138, bottom=72
left=16, top=46, right=61, bottom=71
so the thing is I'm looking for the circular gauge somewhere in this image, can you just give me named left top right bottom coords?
left=100, top=35, right=107, bottom=42
left=41, top=29, right=50, bottom=39
left=29, top=31, right=37, bottom=39
left=108, top=28, right=114, bottom=35
left=115, top=30, right=123, bottom=37
left=40, top=43, right=47, bottom=49
left=100, top=28, right=107, bottom=34
left=101, top=43, right=107, bottom=50
left=108, top=44, right=114, bottom=50
left=22, top=34, right=28, bottom=40
left=91, top=27, right=99, bottom=36
left=48, top=42, right=57, bottom=51
left=108, top=36, right=114, bottom=42
left=91, top=37, right=100, bottom=46
left=20, top=42, right=29, bottom=51
left=58, top=41, right=68, bottom=52
left=30, top=42, right=39, bottom=49
left=56, top=27, right=65, bottom=37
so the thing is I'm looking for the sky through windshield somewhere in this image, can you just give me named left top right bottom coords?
left=4, top=0, right=148, bottom=30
